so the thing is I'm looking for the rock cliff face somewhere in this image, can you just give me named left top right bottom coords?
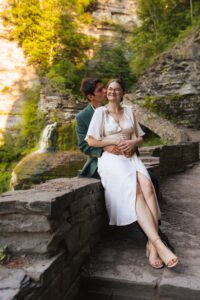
left=0, top=0, right=37, bottom=142
left=81, top=0, right=138, bottom=39
left=135, top=30, right=200, bottom=129
left=39, top=80, right=85, bottom=122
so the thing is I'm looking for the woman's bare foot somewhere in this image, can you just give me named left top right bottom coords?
left=146, top=240, right=164, bottom=269
left=152, top=237, right=178, bottom=268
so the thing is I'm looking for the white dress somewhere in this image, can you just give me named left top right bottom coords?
left=85, top=105, right=161, bottom=226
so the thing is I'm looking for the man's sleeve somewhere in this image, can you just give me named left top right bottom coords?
left=75, top=115, right=103, bottom=158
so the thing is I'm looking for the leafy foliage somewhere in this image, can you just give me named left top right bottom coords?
left=2, top=0, right=95, bottom=93
left=129, top=0, right=200, bottom=76
left=0, top=84, right=45, bottom=193
left=85, top=41, right=136, bottom=91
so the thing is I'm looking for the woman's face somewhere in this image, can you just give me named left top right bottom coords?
left=107, top=81, right=124, bottom=103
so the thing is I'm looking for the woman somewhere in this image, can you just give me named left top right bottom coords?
left=85, top=78, right=179, bottom=269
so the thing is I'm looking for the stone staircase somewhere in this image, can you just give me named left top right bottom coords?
left=139, top=146, right=161, bottom=169
left=79, top=161, right=200, bottom=300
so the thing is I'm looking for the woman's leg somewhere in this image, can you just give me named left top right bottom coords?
left=135, top=180, right=178, bottom=267
left=137, top=172, right=159, bottom=227
left=136, top=172, right=162, bottom=265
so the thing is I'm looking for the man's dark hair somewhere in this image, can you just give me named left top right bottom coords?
left=80, top=78, right=102, bottom=99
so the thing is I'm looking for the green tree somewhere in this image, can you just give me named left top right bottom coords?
left=129, top=0, right=200, bottom=76
left=85, top=41, right=136, bottom=91
left=2, top=0, right=95, bottom=92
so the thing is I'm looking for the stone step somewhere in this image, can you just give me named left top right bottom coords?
left=80, top=162, right=200, bottom=300
left=138, top=146, right=161, bottom=157
left=140, top=156, right=160, bottom=164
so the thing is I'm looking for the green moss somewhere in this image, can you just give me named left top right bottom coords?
left=166, top=94, right=182, bottom=101
left=57, top=121, right=78, bottom=151
left=141, top=96, right=160, bottom=113
left=141, top=94, right=183, bottom=120
left=142, top=136, right=165, bottom=147
left=0, top=247, right=7, bottom=263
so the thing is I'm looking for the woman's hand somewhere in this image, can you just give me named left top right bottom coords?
left=118, top=140, right=136, bottom=152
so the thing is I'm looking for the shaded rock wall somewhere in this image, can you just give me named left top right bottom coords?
left=135, top=30, right=200, bottom=129
left=39, top=82, right=85, bottom=123
left=123, top=96, right=189, bottom=144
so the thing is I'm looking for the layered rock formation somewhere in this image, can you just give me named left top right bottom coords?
left=39, top=80, right=85, bottom=122
left=82, top=0, right=138, bottom=39
left=135, top=30, right=200, bottom=129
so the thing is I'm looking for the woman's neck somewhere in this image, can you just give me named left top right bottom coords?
left=107, top=102, right=122, bottom=113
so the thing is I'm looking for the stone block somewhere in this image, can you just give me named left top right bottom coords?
left=47, top=221, right=72, bottom=254
left=68, top=206, right=92, bottom=225
left=0, top=190, right=68, bottom=217
left=0, top=267, right=26, bottom=300
left=62, top=275, right=81, bottom=300
left=0, top=214, right=51, bottom=233
left=0, top=232, right=52, bottom=255
left=68, top=195, right=92, bottom=215
left=71, top=245, right=90, bottom=280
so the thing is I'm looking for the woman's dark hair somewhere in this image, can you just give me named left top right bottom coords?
left=80, top=78, right=102, bottom=99
left=106, top=78, right=125, bottom=92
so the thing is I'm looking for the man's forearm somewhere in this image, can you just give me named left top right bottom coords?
left=78, top=139, right=103, bottom=158
left=87, top=136, right=119, bottom=148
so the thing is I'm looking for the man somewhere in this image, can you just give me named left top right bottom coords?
left=75, top=78, right=130, bottom=179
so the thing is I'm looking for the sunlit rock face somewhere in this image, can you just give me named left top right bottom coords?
left=82, top=0, right=138, bottom=39
left=92, top=0, right=138, bottom=29
left=0, top=0, right=38, bottom=143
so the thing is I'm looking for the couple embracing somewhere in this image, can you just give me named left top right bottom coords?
left=75, top=78, right=179, bottom=269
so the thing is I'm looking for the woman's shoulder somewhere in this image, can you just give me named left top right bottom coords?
left=92, top=106, right=107, bottom=118
left=95, top=106, right=107, bottom=112
left=122, top=104, right=135, bottom=115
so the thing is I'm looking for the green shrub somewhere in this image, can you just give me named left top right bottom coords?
left=85, top=42, right=136, bottom=91
left=0, top=84, right=46, bottom=193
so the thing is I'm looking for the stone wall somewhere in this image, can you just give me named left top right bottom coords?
left=135, top=30, right=200, bottom=129
left=145, top=142, right=199, bottom=179
left=0, top=178, right=109, bottom=300
left=123, top=97, right=189, bottom=144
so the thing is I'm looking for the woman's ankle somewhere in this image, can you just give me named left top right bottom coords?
left=151, top=236, right=160, bottom=246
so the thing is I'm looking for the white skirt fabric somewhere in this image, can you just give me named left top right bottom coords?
left=97, top=151, right=161, bottom=226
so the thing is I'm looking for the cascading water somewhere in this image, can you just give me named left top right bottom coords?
left=36, top=122, right=58, bottom=153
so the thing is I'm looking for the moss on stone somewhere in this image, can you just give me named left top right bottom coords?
left=57, top=121, right=78, bottom=151
left=141, top=94, right=183, bottom=120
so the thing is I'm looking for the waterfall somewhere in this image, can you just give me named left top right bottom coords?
left=36, top=122, right=58, bottom=153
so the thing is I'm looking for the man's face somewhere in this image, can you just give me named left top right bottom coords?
left=89, top=82, right=106, bottom=105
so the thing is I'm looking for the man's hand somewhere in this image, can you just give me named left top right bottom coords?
left=103, top=144, right=135, bottom=157
left=103, top=145, right=123, bottom=155
left=123, top=149, right=135, bottom=158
